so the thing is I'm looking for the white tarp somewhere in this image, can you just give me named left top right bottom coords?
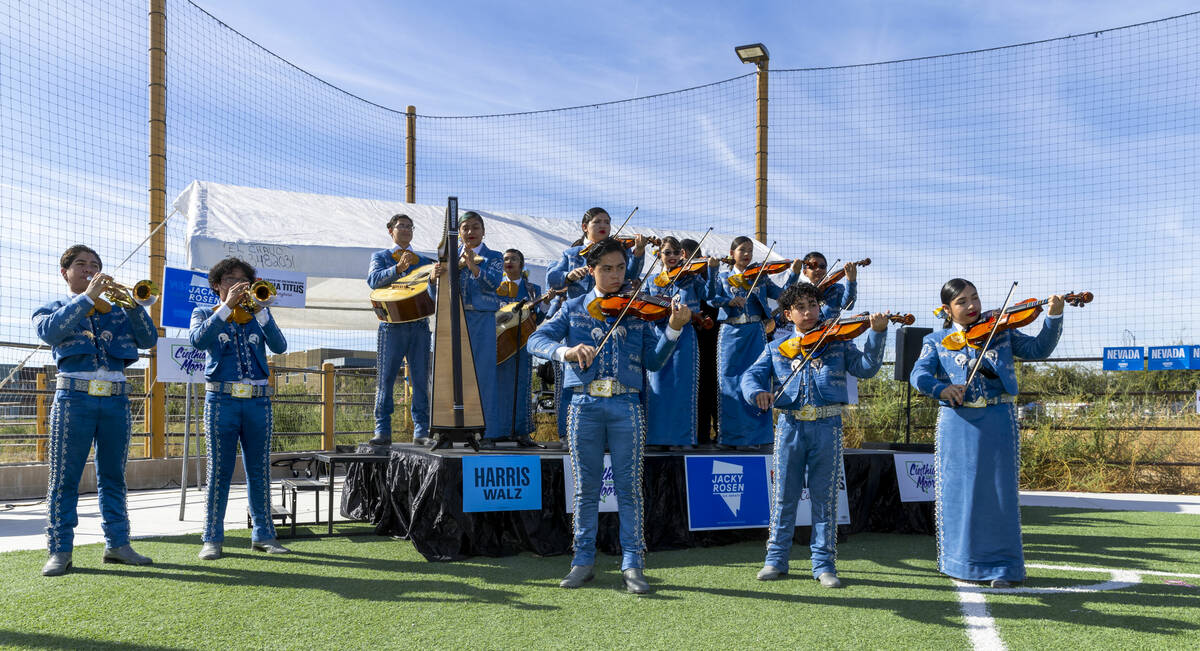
left=176, top=181, right=781, bottom=330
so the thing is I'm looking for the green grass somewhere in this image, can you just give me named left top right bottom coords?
left=0, top=508, right=1197, bottom=649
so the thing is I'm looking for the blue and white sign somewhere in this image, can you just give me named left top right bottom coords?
left=893, top=453, right=936, bottom=503
left=1190, top=346, right=1200, bottom=370
left=1102, top=347, right=1144, bottom=371
left=160, top=265, right=308, bottom=328
left=462, top=455, right=541, bottom=513
left=1147, top=345, right=1188, bottom=371
left=685, top=455, right=772, bottom=531
left=562, top=455, right=617, bottom=513
left=162, top=266, right=218, bottom=328
left=154, top=337, right=207, bottom=384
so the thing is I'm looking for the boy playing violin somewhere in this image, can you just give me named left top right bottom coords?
left=527, top=237, right=690, bottom=594
left=741, top=283, right=887, bottom=588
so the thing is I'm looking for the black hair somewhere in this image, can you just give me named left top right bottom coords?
left=779, top=282, right=822, bottom=312
left=208, top=257, right=257, bottom=292
left=460, top=211, right=484, bottom=227
left=802, top=251, right=827, bottom=266
left=584, top=237, right=626, bottom=268
left=940, top=278, right=976, bottom=327
left=658, top=236, right=682, bottom=255
left=60, top=244, right=101, bottom=270
left=572, top=207, right=610, bottom=247
left=679, top=238, right=699, bottom=255
left=387, top=213, right=413, bottom=230
left=503, top=248, right=525, bottom=268
left=728, top=236, right=753, bottom=266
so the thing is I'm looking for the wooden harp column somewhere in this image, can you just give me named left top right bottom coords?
left=429, top=196, right=485, bottom=449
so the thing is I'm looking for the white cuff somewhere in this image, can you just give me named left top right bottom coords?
left=79, top=294, right=95, bottom=305
left=1045, top=312, right=1063, bottom=320
left=552, top=346, right=569, bottom=363
left=215, top=304, right=232, bottom=321
left=255, top=307, right=271, bottom=326
left=666, top=325, right=683, bottom=341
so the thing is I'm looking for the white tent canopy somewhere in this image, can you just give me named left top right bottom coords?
left=177, top=181, right=781, bottom=330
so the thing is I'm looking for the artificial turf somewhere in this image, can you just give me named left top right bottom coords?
left=0, top=507, right=1197, bottom=649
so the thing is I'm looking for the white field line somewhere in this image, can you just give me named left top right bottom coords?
left=954, top=562, right=1200, bottom=651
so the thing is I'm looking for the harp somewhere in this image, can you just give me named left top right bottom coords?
left=428, top=196, right=485, bottom=450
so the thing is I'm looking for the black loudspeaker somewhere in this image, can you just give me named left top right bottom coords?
left=894, top=326, right=933, bottom=381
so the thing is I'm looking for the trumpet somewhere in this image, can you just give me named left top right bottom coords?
left=96, top=278, right=160, bottom=309
left=237, top=279, right=277, bottom=313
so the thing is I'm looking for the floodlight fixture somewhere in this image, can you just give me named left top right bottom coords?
left=734, top=43, right=769, bottom=66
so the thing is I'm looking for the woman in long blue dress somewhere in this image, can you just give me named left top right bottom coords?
left=909, top=278, right=1064, bottom=587
left=707, top=236, right=800, bottom=448
left=644, top=237, right=707, bottom=449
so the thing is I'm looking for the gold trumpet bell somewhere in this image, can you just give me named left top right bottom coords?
left=106, top=279, right=160, bottom=309
left=238, top=280, right=277, bottom=313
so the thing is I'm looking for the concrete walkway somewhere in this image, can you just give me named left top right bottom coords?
left=2, top=485, right=1197, bottom=554
left=0, top=479, right=353, bottom=554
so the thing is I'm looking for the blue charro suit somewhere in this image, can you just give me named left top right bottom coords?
left=708, top=266, right=798, bottom=446
left=190, top=304, right=287, bottom=543
left=909, top=314, right=1062, bottom=582
left=34, top=294, right=156, bottom=553
left=643, top=272, right=707, bottom=446
left=368, top=246, right=434, bottom=440
left=459, top=243, right=506, bottom=439
left=546, top=244, right=643, bottom=299
left=741, top=328, right=884, bottom=577
left=527, top=289, right=680, bottom=570
left=493, top=277, right=542, bottom=438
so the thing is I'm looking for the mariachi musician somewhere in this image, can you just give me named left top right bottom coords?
left=488, top=248, right=543, bottom=447
left=367, top=213, right=434, bottom=446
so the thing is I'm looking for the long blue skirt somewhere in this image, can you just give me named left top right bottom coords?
left=935, top=403, right=1025, bottom=582
left=645, top=326, right=698, bottom=446
left=716, top=321, right=773, bottom=446
left=493, top=349, right=534, bottom=438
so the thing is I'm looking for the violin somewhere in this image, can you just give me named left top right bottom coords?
left=578, top=235, right=661, bottom=258
left=816, top=258, right=870, bottom=293
left=587, top=291, right=714, bottom=330
left=944, top=291, right=1093, bottom=350
left=727, top=259, right=794, bottom=290
left=652, top=256, right=733, bottom=287
left=777, top=312, right=915, bottom=359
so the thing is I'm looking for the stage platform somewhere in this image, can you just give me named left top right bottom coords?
left=341, top=443, right=933, bottom=562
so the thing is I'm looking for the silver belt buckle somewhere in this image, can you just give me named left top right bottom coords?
left=962, top=396, right=987, bottom=408
left=797, top=405, right=817, bottom=421
left=589, top=379, right=614, bottom=398
left=231, top=383, right=253, bottom=399
left=87, top=380, right=114, bottom=397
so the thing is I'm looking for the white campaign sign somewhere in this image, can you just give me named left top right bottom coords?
left=156, top=337, right=207, bottom=384
left=893, top=453, right=937, bottom=502
left=562, top=455, right=618, bottom=513
left=255, top=267, right=307, bottom=309
left=768, top=455, right=852, bottom=526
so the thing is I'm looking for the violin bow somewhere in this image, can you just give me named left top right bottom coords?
left=963, top=281, right=1018, bottom=390
left=741, top=240, right=777, bottom=299
left=587, top=253, right=665, bottom=364
left=609, top=206, right=639, bottom=241
left=664, top=227, right=713, bottom=294
left=770, top=302, right=849, bottom=406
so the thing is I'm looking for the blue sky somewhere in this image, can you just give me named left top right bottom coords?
left=189, top=0, right=1200, bottom=115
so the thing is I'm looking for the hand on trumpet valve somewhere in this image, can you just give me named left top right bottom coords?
left=85, top=274, right=113, bottom=301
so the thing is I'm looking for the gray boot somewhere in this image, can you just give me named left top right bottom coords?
left=250, top=539, right=291, bottom=554
left=41, top=552, right=72, bottom=577
left=559, top=564, right=594, bottom=588
left=198, top=542, right=222, bottom=560
left=622, top=568, right=651, bottom=594
left=818, top=572, right=843, bottom=588
left=757, top=565, right=786, bottom=581
left=103, top=544, right=152, bottom=565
